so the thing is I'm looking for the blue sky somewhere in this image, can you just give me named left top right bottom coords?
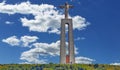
left=0, top=0, right=120, bottom=65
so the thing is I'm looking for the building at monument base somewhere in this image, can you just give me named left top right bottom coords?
left=66, top=55, right=70, bottom=63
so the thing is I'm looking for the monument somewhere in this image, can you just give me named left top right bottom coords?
left=60, top=2, right=75, bottom=64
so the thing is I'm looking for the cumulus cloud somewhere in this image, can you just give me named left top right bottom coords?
left=2, top=35, right=38, bottom=47
left=20, top=48, right=47, bottom=64
left=75, top=56, right=95, bottom=64
left=2, top=36, right=92, bottom=64
left=0, top=1, right=44, bottom=15
left=20, top=40, right=79, bottom=64
left=32, top=41, right=60, bottom=56
left=5, top=21, right=14, bottom=24
left=21, top=36, right=38, bottom=47
left=110, top=63, right=120, bottom=66
left=0, top=1, right=89, bottom=34
left=2, top=36, right=20, bottom=46
left=20, top=40, right=60, bottom=64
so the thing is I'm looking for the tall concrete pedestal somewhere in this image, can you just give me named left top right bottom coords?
left=60, top=19, right=75, bottom=64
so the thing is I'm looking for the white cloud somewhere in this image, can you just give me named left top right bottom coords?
left=75, top=37, right=86, bottom=41
left=2, top=36, right=92, bottom=64
left=110, top=63, right=120, bottom=66
left=5, top=21, right=14, bottom=24
left=20, top=62, right=32, bottom=64
left=75, top=56, right=95, bottom=64
left=32, top=41, right=78, bottom=56
left=20, top=40, right=79, bottom=64
left=32, top=41, right=60, bottom=56
left=2, top=36, right=20, bottom=46
left=20, top=48, right=47, bottom=64
left=72, top=16, right=90, bottom=30
left=2, top=35, right=79, bottom=63
left=2, top=35, right=38, bottom=47
left=20, top=36, right=38, bottom=47
left=0, top=1, right=89, bottom=34
left=20, top=40, right=60, bottom=64
left=0, top=1, right=46, bottom=15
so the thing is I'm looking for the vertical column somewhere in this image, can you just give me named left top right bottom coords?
left=60, top=19, right=66, bottom=64
left=68, top=19, right=75, bottom=64
left=60, top=19, right=75, bottom=64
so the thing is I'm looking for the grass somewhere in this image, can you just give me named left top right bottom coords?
left=0, top=64, right=120, bottom=70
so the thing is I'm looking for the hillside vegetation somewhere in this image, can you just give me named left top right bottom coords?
left=0, top=64, right=120, bottom=70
